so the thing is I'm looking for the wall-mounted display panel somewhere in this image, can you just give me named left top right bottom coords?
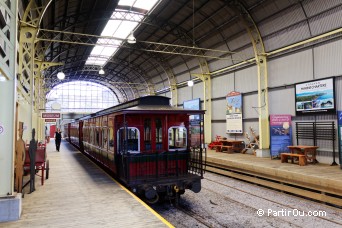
left=295, top=78, right=336, bottom=115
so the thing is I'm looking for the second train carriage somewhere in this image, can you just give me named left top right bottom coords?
left=65, top=96, right=206, bottom=203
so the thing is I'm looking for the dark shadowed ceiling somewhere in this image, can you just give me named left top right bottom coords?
left=19, top=0, right=342, bottom=103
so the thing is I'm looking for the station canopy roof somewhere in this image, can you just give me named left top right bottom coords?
left=21, top=0, right=342, bottom=103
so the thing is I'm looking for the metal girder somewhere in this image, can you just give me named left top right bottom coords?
left=0, top=1, right=16, bottom=81
left=45, top=65, right=146, bottom=102
left=48, top=62, right=150, bottom=95
left=37, top=11, right=219, bottom=107
left=166, top=68, right=178, bottom=107
left=18, top=26, right=36, bottom=103
left=34, top=61, right=63, bottom=112
left=145, top=55, right=177, bottom=103
left=228, top=0, right=269, bottom=150
left=43, top=47, right=153, bottom=88
left=39, top=11, right=211, bottom=103
left=18, top=0, right=54, bottom=142
left=36, top=28, right=234, bottom=60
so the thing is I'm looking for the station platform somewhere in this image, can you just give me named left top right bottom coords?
left=206, top=149, right=342, bottom=206
left=2, top=140, right=172, bottom=227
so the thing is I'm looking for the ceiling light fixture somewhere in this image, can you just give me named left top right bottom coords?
left=57, top=72, right=65, bottom=80
left=0, top=71, right=6, bottom=82
left=0, top=75, right=6, bottom=82
left=99, top=68, right=105, bottom=75
left=127, top=32, right=136, bottom=44
left=187, top=80, right=194, bottom=87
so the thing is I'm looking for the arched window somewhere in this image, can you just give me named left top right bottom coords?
left=46, top=81, right=118, bottom=113
left=168, top=126, right=187, bottom=151
left=117, top=127, right=140, bottom=153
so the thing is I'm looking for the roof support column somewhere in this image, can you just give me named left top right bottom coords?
left=228, top=0, right=270, bottom=151
left=197, top=60, right=212, bottom=144
left=18, top=0, right=51, bottom=139
left=18, top=26, right=37, bottom=139
left=34, top=61, right=62, bottom=141
left=165, top=68, right=177, bottom=107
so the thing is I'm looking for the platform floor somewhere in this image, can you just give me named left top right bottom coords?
left=2, top=140, right=171, bottom=227
left=206, top=149, right=342, bottom=196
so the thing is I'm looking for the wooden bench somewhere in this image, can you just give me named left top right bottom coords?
left=281, top=153, right=307, bottom=166
left=216, top=145, right=243, bottom=153
left=221, top=146, right=234, bottom=153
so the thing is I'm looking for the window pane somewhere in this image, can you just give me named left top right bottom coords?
left=168, top=127, right=187, bottom=151
left=46, top=81, right=118, bottom=113
left=155, top=118, right=162, bottom=150
left=144, top=119, right=151, bottom=151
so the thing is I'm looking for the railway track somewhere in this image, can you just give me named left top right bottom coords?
left=175, top=202, right=229, bottom=228
left=153, top=171, right=342, bottom=227
left=205, top=161, right=342, bottom=208
left=203, top=177, right=342, bottom=227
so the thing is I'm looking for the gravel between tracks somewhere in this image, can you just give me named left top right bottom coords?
left=152, top=172, right=342, bottom=228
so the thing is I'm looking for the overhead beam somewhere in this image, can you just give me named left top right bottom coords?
left=35, top=28, right=234, bottom=60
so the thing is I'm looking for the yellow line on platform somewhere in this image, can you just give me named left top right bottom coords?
left=83, top=152, right=175, bottom=228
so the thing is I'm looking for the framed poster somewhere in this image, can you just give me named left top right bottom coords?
left=270, top=114, right=292, bottom=158
left=183, top=98, right=202, bottom=146
left=183, top=98, right=201, bottom=120
left=226, top=91, right=243, bottom=133
left=295, top=78, right=336, bottom=115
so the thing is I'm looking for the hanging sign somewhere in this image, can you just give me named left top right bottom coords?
left=226, top=91, right=243, bottom=133
left=270, top=114, right=292, bottom=158
left=45, top=119, right=57, bottom=123
left=337, top=111, right=342, bottom=169
left=42, top=112, right=61, bottom=119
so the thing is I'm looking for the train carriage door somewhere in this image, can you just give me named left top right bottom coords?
left=143, top=116, right=165, bottom=152
left=155, top=117, right=163, bottom=151
left=108, top=115, right=115, bottom=171
left=144, top=118, right=152, bottom=151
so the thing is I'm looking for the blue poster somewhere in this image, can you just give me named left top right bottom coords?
left=338, top=111, right=342, bottom=169
left=270, top=115, right=292, bottom=158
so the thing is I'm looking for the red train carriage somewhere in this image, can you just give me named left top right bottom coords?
left=65, top=96, right=205, bottom=203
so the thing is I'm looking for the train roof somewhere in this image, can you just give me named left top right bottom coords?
left=122, top=105, right=205, bottom=115
left=78, top=95, right=205, bottom=120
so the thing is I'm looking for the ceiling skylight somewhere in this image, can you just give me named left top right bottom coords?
left=85, top=0, right=159, bottom=67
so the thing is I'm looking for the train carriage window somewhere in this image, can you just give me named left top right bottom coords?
left=96, top=128, right=100, bottom=147
left=144, top=119, right=151, bottom=150
left=108, top=116, right=114, bottom=152
left=168, top=126, right=187, bottom=151
left=82, top=124, right=87, bottom=143
left=102, top=116, right=108, bottom=127
left=86, top=120, right=90, bottom=143
left=90, top=126, right=95, bottom=145
left=155, top=118, right=163, bottom=150
left=117, top=127, right=140, bottom=153
left=103, top=127, right=108, bottom=150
